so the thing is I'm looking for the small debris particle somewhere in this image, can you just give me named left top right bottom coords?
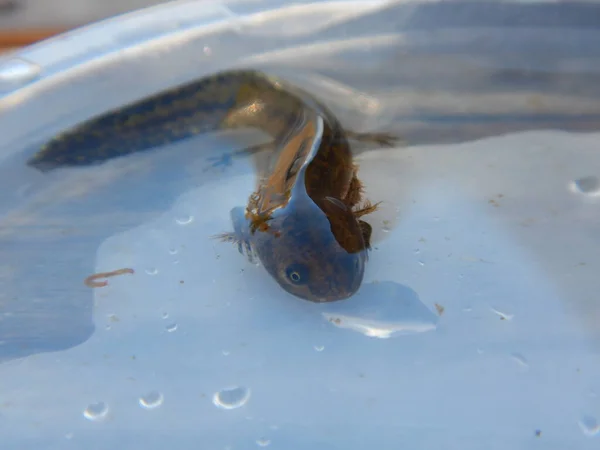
left=434, top=303, right=445, bottom=316
left=84, top=268, right=134, bottom=288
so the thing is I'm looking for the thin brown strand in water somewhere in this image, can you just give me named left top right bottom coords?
left=84, top=268, right=135, bottom=288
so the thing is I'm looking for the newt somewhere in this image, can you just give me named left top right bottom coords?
left=28, top=69, right=399, bottom=302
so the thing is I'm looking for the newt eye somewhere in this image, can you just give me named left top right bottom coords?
left=285, top=263, right=309, bottom=285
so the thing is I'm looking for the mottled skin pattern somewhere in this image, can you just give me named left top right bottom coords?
left=28, top=69, right=398, bottom=302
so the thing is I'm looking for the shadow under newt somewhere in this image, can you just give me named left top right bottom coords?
left=28, top=69, right=401, bottom=302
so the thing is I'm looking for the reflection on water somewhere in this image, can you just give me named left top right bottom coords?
left=320, top=281, right=438, bottom=338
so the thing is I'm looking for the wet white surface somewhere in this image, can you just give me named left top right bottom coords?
left=1, top=131, right=599, bottom=449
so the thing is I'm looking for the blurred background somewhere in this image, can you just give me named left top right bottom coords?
left=0, top=0, right=169, bottom=52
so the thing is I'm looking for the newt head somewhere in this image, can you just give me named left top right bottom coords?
left=249, top=195, right=371, bottom=303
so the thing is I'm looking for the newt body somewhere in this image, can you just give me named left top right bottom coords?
left=29, top=70, right=396, bottom=302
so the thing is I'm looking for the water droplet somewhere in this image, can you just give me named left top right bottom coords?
left=175, top=215, right=194, bottom=225
left=162, top=312, right=169, bottom=319
left=418, top=260, right=425, bottom=266
left=165, top=322, right=178, bottom=333
left=83, top=402, right=109, bottom=421
left=139, top=391, right=164, bottom=409
left=314, top=345, right=325, bottom=352
left=145, top=267, right=158, bottom=276
left=0, top=57, right=41, bottom=85
left=256, top=438, right=271, bottom=447
left=511, top=352, right=529, bottom=368
left=490, top=307, right=513, bottom=321
left=570, top=176, right=600, bottom=197
left=222, top=350, right=231, bottom=356
left=578, top=415, right=600, bottom=436
left=213, top=386, right=251, bottom=410
left=105, top=324, right=112, bottom=331
left=413, top=248, right=420, bottom=255
left=172, top=259, right=180, bottom=265
left=168, top=248, right=178, bottom=255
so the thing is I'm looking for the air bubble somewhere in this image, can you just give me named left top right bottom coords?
left=162, top=312, right=169, bottom=319
left=83, top=402, right=109, bottom=421
left=168, top=248, right=178, bottom=255
left=256, top=438, right=271, bottom=447
left=569, top=176, right=600, bottom=197
left=213, top=386, right=251, bottom=410
left=578, top=415, right=599, bottom=437
left=139, top=391, right=164, bottom=410
left=175, top=215, right=194, bottom=225
left=165, top=322, right=178, bottom=333
left=0, top=57, right=41, bottom=86
left=145, top=267, right=158, bottom=275
left=314, top=345, right=325, bottom=352
left=418, top=260, right=425, bottom=266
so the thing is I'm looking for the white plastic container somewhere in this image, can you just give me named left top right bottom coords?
left=1, top=1, right=599, bottom=448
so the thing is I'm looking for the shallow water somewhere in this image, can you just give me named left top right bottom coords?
left=1, top=1, right=600, bottom=449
